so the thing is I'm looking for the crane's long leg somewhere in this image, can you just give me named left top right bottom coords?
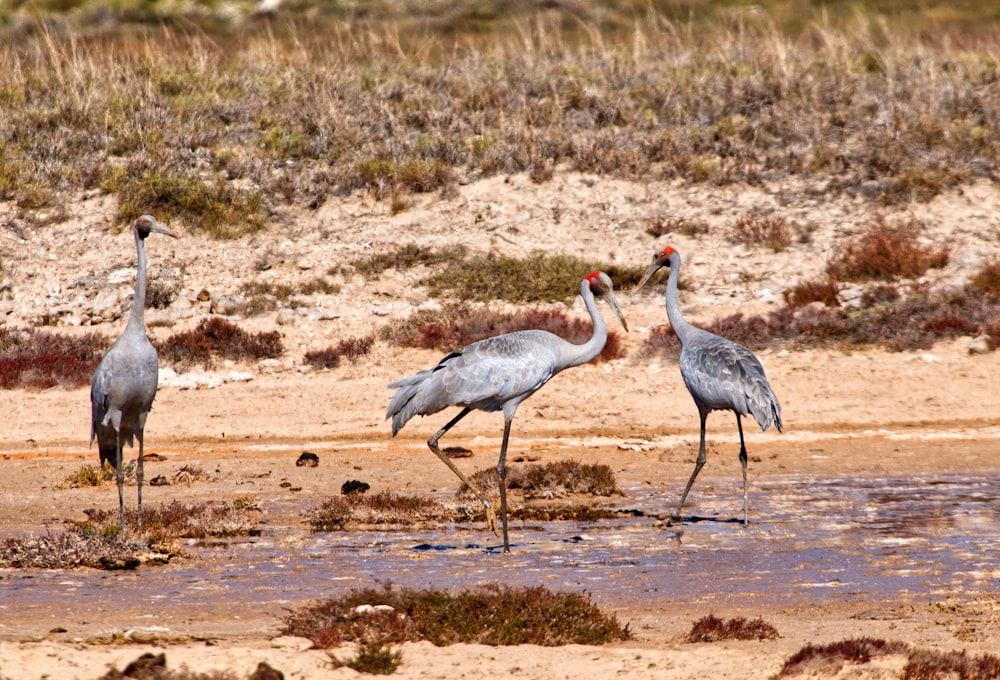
left=115, top=431, right=125, bottom=532
left=427, top=407, right=498, bottom=536
left=136, top=430, right=145, bottom=534
left=737, top=415, right=749, bottom=526
left=496, top=418, right=513, bottom=554
left=673, top=409, right=709, bottom=522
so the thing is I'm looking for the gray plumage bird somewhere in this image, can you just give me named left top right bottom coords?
left=90, top=215, right=178, bottom=532
left=635, top=245, right=782, bottom=525
left=387, top=271, right=628, bottom=553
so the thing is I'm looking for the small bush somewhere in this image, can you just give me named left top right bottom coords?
left=57, top=464, right=103, bottom=489
left=83, top=500, right=259, bottom=540
left=0, top=326, right=107, bottom=389
left=304, top=336, right=374, bottom=369
left=783, top=277, right=840, bottom=309
left=971, top=258, right=1000, bottom=301
left=383, top=303, right=626, bottom=362
left=0, top=530, right=161, bottom=570
left=901, top=648, right=1000, bottom=680
left=774, top=637, right=910, bottom=678
left=328, top=640, right=403, bottom=675
left=157, top=317, right=283, bottom=367
left=686, top=614, right=779, bottom=643
left=827, top=217, right=949, bottom=282
left=282, top=585, right=631, bottom=648
left=308, top=491, right=444, bottom=531
left=727, top=214, right=792, bottom=253
left=464, top=460, right=623, bottom=501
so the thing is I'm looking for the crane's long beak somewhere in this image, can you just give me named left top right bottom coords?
left=150, top=222, right=180, bottom=238
left=632, top=263, right=663, bottom=295
left=603, top=289, right=628, bottom=333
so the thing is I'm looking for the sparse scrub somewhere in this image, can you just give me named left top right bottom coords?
left=901, top=648, right=1000, bottom=679
left=282, top=585, right=630, bottom=648
left=773, top=637, right=911, bottom=678
left=304, top=336, right=374, bottom=369
left=686, top=614, right=779, bottom=643
left=351, top=243, right=469, bottom=279
left=971, top=258, right=1000, bottom=301
left=1, top=2, right=1000, bottom=225
left=645, top=282, right=1000, bottom=355
left=465, top=460, right=623, bottom=501
left=646, top=216, right=711, bottom=238
left=83, top=500, right=259, bottom=539
left=157, top=317, right=283, bottom=367
left=0, top=529, right=163, bottom=570
left=328, top=639, right=403, bottom=675
left=308, top=491, right=444, bottom=531
left=423, top=251, right=644, bottom=304
left=56, top=464, right=103, bottom=489
left=727, top=214, right=792, bottom=253
left=382, top=303, right=626, bottom=362
left=783, top=277, right=840, bottom=309
left=0, top=326, right=107, bottom=390
left=827, top=217, right=949, bottom=282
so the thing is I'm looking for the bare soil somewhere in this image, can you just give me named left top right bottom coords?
left=2, top=174, right=1000, bottom=679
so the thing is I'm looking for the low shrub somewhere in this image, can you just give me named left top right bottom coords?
left=282, top=584, right=631, bottom=648
left=157, top=317, right=283, bottom=367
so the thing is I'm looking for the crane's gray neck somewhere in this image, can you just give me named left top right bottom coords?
left=665, top=251, right=697, bottom=346
left=555, top=277, right=607, bottom=372
left=125, top=229, right=148, bottom=332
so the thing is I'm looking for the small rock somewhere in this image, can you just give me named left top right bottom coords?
left=296, top=451, right=319, bottom=467
left=196, top=289, right=211, bottom=302
left=341, top=480, right=370, bottom=495
left=276, top=309, right=297, bottom=325
left=967, top=335, right=993, bottom=355
left=248, top=661, right=285, bottom=680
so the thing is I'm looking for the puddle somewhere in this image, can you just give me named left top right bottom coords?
left=2, top=472, right=998, bottom=627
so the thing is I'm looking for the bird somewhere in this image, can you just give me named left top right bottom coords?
left=634, top=245, right=782, bottom=525
left=90, top=214, right=178, bottom=533
left=386, top=271, right=628, bottom=553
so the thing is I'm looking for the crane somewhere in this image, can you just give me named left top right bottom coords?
left=90, top=215, right=178, bottom=532
left=634, top=245, right=782, bottom=525
left=387, top=271, right=628, bottom=553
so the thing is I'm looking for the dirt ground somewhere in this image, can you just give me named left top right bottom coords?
left=2, top=174, right=1000, bottom=679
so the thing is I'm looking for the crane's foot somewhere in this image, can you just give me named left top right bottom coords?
left=484, top=503, right=499, bottom=537
left=652, top=513, right=682, bottom=528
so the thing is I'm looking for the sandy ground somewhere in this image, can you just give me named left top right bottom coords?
left=2, top=174, right=1000, bottom=678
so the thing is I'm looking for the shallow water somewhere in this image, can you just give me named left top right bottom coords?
left=2, top=472, right=998, bottom=630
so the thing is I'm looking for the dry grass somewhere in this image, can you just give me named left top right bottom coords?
left=83, top=500, right=260, bottom=540
left=0, top=530, right=169, bottom=570
left=727, top=214, right=792, bottom=253
left=282, top=584, right=630, bottom=649
left=3, top=2, right=996, bottom=236
left=464, top=459, right=623, bottom=501
left=308, top=491, right=445, bottom=531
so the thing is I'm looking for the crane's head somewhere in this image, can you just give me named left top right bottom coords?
left=133, top=215, right=179, bottom=240
left=585, top=271, right=628, bottom=332
left=633, top=245, right=678, bottom=294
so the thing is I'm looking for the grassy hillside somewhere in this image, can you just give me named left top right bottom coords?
left=1, top=1, right=999, bottom=236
